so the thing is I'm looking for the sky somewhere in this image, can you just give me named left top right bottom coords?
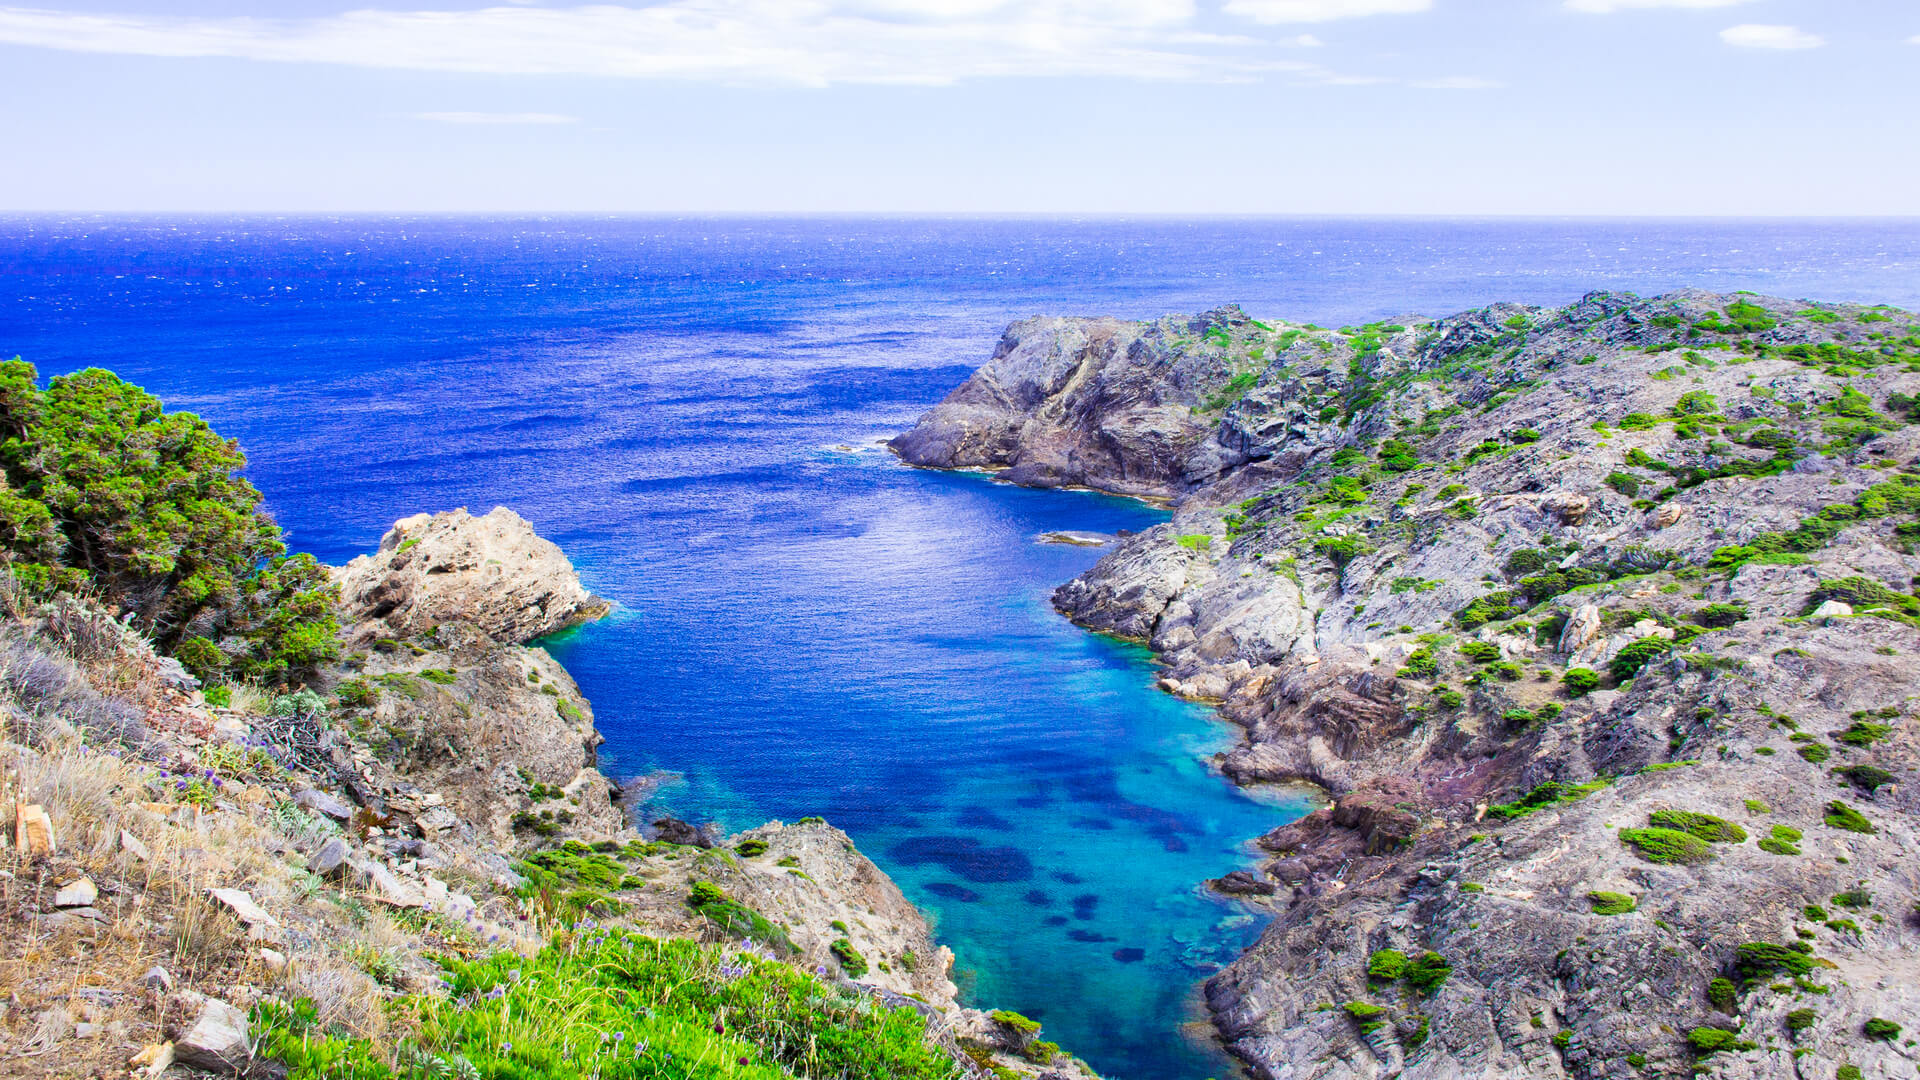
left=0, top=0, right=1915, bottom=214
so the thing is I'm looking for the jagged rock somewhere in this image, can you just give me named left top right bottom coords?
left=307, top=837, right=351, bottom=878
left=53, top=877, right=97, bottom=907
left=1541, top=491, right=1591, bottom=525
left=14, top=802, right=55, bottom=855
left=34, top=907, right=105, bottom=932
left=1811, top=599, right=1853, bottom=619
left=349, top=858, right=425, bottom=907
left=119, top=828, right=150, bottom=861
left=334, top=506, right=609, bottom=647
left=1209, top=870, right=1277, bottom=896
left=649, top=816, right=718, bottom=848
left=130, top=1041, right=174, bottom=1078
left=1649, top=502, right=1686, bottom=528
left=293, top=787, right=353, bottom=821
left=208, top=887, right=277, bottom=929
left=173, top=997, right=249, bottom=1074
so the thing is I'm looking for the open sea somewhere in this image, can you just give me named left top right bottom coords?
left=4, top=216, right=1918, bottom=1079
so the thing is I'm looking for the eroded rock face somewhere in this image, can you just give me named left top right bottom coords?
left=890, top=308, right=1255, bottom=498
left=906, top=290, right=1920, bottom=1080
left=334, top=507, right=609, bottom=648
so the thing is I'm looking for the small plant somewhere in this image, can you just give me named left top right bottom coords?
left=1618, top=827, right=1713, bottom=865
left=1459, top=641, right=1502, bottom=664
left=1562, top=668, right=1601, bottom=696
left=1610, top=638, right=1673, bottom=682
left=1587, top=891, right=1636, bottom=916
left=1175, top=534, right=1213, bottom=551
left=1687, top=1027, right=1751, bottom=1056
left=1343, top=1001, right=1389, bottom=1034
left=1835, top=764, right=1894, bottom=792
left=1863, top=1018, right=1902, bottom=1042
left=830, top=937, right=868, bottom=978
left=1784, top=1007, right=1816, bottom=1033
left=1758, top=824, right=1801, bottom=856
left=1707, top=977, right=1737, bottom=1011
left=1366, top=949, right=1409, bottom=982
left=1823, top=801, right=1875, bottom=834
left=1402, top=951, right=1452, bottom=994
left=1647, top=810, right=1746, bottom=844
left=736, top=838, right=769, bottom=857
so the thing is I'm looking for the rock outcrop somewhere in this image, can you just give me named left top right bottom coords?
left=334, top=506, right=609, bottom=648
left=902, top=290, right=1920, bottom=1080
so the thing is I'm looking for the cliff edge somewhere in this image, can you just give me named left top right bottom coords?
left=900, top=290, right=1920, bottom=1080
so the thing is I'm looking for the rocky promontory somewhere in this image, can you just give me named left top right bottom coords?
left=2, top=504, right=1097, bottom=1080
left=899, top=291, right=1920, bottom=1080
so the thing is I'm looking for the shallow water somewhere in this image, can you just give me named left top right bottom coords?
left=4, top=215, right=1917, bottom=1078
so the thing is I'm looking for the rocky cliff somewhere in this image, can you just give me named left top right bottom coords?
left=2, top=507, right=1096, bottom=1080
left=899, top=291, right=1920, bottom=1080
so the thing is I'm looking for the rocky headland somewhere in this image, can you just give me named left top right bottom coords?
left=1, top=504, right=1094, bottom=1079
left=897, top=292, right=1920, bottom=1080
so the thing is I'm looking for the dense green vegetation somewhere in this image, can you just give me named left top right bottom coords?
left=254, top=930, right=964, bottom=1080
left=0, top=359, right=337, bottom=683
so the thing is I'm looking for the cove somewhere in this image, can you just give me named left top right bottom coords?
left=545, top=454, right=1310, bottom=1080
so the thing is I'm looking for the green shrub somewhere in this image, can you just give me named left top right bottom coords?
left=1838, top=1067, right=1863, bottom=1080
left=1833, top=720, right=1891, bottom=747
left=687, top=883, right=795, bottom=956
left=1397, top=648, right=1439, bottom=679
left=1366, top=949, right=1409, bottom=982
left=1342, top=1001, right=1388, bottom=1034
left=1588, top=891, right=1636, bottom=916
left=1458, top=641, right=1502, bottom=664
left=736, top=838, right=769, bottom=857
left=1604, top=471, right=1641, bottom=497
left=1863, top=1018, right=1902, bottom=1042
left=1486, top=779, right=1608, bottom=820
left=1823, top=801, right=1875, bottom=834
left=417, top=667, right=457, bottom=685
left=1707, top=977, right=1737, bottom=1011
left=203, top=684, right=232, bottom=708
left=1402, top=952, right=1452, bottom=994
left=1562, top=668, right=1601, bottom=696
left=1686, top=1027, right=1750, bottom=1055
left=334, top=678, right=378, bottom=708
left=1758, top=824, right=1801, bottom=856
left=1647, top=810, right=1746, bottom=844
left=0, top=362, right=336, bottom=684
left=1733, top=942, right=1816, bottom=982
left=1610, top=638, right=1673, bottom=682
left=1315, top=534, right=1370, bottom=566
left=988, top=1010, right=1040, bottom=1037
left=1693, top=602, right=1748, bottom=627
left=1784, top=1007, right=1816, bottom=1032
left=830, top=938, right=869, bottom=978
left=1835, top=764, right=1894, bottom=792
left=1618, top=827, right=1713, bottom=865
left=1175, top=534, right=1213, bottom=551
left=252, top=929, right=963, bottom=1080
left=1798, top=743, right=1831, bottom=764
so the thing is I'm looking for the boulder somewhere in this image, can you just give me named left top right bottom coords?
left=1210, top=870, right=1278, bottom=896
left=293, top=788, right=353, bottom=822
left=307, top=837, right=352, bottom=878
left=173, top=998, right=249, bottom=1074
left=14, top=802, right=55, bottom=855
left=53, top=877, right=98, bottom=908
left=333, top=507, right=609, bottom=647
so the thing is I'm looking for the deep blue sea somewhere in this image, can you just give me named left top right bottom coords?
left=5, top=216, right=1919, bottom=1079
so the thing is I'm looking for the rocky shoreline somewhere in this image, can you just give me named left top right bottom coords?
left=896, top=292, right=1919, bottom=1080
left=1, top=504, right=1098, bottom=1079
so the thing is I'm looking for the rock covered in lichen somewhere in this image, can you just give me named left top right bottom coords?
left=334, top=506, right=609, bottom=648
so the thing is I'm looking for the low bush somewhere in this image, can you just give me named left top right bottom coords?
left=1588, top=891, right=1636, bottom=916
left=830, top=937, right=869, bottom=978
left=1733, top=942, right=1816, bottom=982
left=1487, top=779, right=1608, bottom=820
left=1863, top=1018, right=1902, bottom=1042
left=1647, top=810, right=1746, bottom=844
left=1402, top=951, right=1452, bottom=994
left=1458, top=641, right=1502, bottom=664
left=1823, top=801, right=1875, bottom=834
left=1366, top=949, right=1409, bottom=982
left=1618, top=827, right=1713, bottom=865
left=1610, top=638, right=1673, bottom=682
left=1562, top=668, right=1601, bottom=696
left=255, top=932, right=959, bottom=1079
left=1835, top=764, right=1894, bottom=792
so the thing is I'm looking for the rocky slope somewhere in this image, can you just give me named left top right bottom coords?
left=899, top=292, right=1920, bottom=1080
left=2, top=507, right=1095, bottom=1080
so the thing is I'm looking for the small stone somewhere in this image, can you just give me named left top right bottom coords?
left=120, top=828, right=151, bottom=861
left=54, top=877, right=98, bottom=908
left=131, top=1041, right=175, bottom=1078
left=74, top=1021, right=101, bottom=1038
left=174, top=998, right=249, bottom=1074
left=293, top=788, right=353, bottom=821
left=14, top=802, right=55, bottom=855
left=350, top=858, right=425, bottom=908
left=1649, top=502, right=1686, bottom=529
left=208, top=887, right=278, bottom=929
left=1811, top=599, right=1853, bottom=619
left=307, top=837, right=351, bottom=878
left=258, top=947, right=288, bottom=975
left=143, top=966, right=175, bottom=991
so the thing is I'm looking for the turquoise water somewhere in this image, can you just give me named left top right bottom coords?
left=544, top=453, right=1309, bottom=1080
left=9, top=215, right=1918, bottom=1078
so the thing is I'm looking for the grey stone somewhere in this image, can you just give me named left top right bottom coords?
left=174, top=997, right=249, bottom=1074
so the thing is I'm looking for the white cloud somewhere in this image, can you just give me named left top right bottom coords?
left=1565, top=0, right=1755, bottom=13
left=1222, top=0, right=1429, bottom=23
left=1720, top=23, right=1825, bottom=49
left=413, top=111, right=581, bottom=124
left=0, top=1, right=1363, bottom=86
left=1411, top=75, right=1502, bottom=89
